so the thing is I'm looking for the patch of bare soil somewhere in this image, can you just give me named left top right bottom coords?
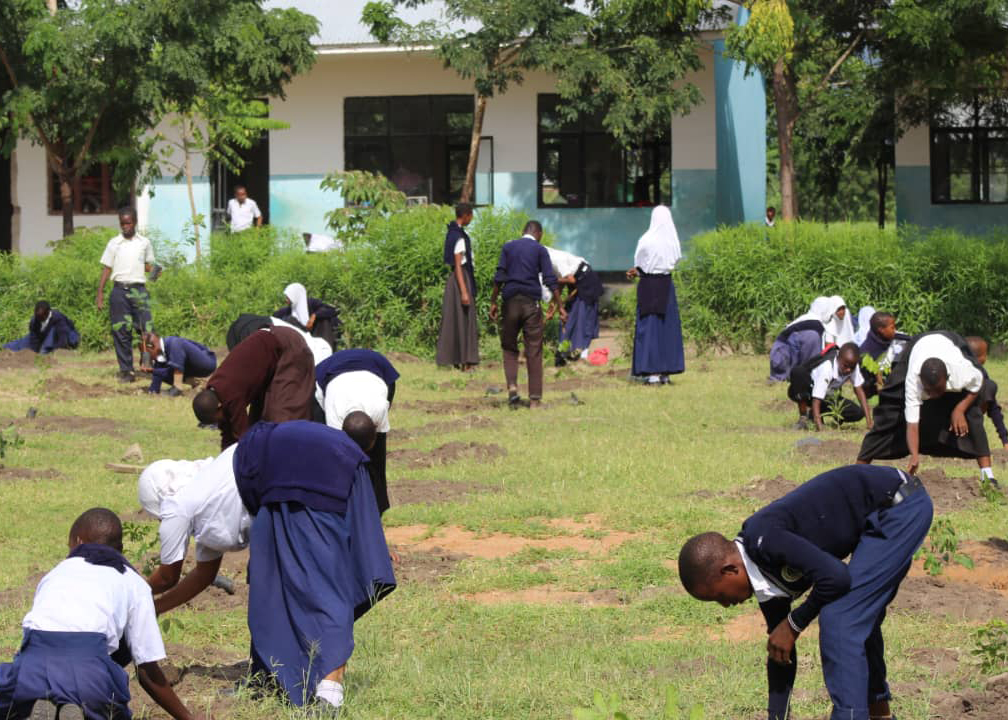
left=393, top=548, right=466, bottom=585
left=384, top=514, right=641, bottom=560
left=908, top=539, right=1008, bottom=592
left=0, top=350, right=53, bottom=370
left=892, top=576, right=1008, bottom=621
left=130, top=643, right=247, bottom=719
left=764, top=398, right=794, bottom=413
left=393, top=415, right=498, bottom=442
left=462, top=587, right=625, bottom=607
left=400, top=397, right=509, bottom=414
left=390, top=477, right=498, bottom=507
left=15, top=414, right=124, bottom=437
left=0, top=571, right=44, bottom=609
left=180, top=550, right=249, bottom=613
left=930, top=672, right=1008, bottom=720
left=385, top=351, right=423, bottom=364
left=792, top=438, right=862, bottom=464
left=43, top=376, right=116, bottom=399
left=388, top=441, right=507, bottom=469
left=726, top=475, right=799, bottom=505
left=121, top=507, right=158, bottom=523
left=916, top=467, right=986, bottom=514
left=0, top=466, right=63, bottom=482
left=907, top=647, right=962, bottom=676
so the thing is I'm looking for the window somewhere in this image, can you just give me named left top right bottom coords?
left=537, top=94, right=671, bottom=208
left=931, top=99, right=1008, bottom=204
left=344, top=95, right=473, bottom=204
left=48, top=162, right=130, bottom=215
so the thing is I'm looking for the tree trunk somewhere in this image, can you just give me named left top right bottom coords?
left=59, top=172, right=74, bottom=237
left=460, top=94, right=488, bottom=204
left=876, top=159, right=888, bottom=230
left=772, top=59, right=800, bottom=220
left=182, top=118, right=201, bottom=258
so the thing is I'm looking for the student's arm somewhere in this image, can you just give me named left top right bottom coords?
left=759, top=597, right=798, bottom=720
left=540, top=248, right=565, bottom=321
left=811, top=397, right=824, bottom=431
left=950, top=391, right=979, bottom=437
left=906, top=422, right=920, bottom=474
left=855, top=385, right=873, bottom=429
left=96, top=266, right=112, bottom=310
left=147, top=561, right=183, bottom=594
left=489, top=282, right=501, bottom=321
left=988, top=401, right=1008, bottom=447
left=137, top=662, right=203, bottom=720
left=453, top=252, right=471, bottom=307
left=154, top=556, right=222, bottom=615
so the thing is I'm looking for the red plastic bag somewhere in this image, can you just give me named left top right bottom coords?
left=588, top=348, right=609, bottom=366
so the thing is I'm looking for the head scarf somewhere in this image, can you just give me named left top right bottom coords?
left=785, top=296, right=833, bottom=329
left=138, top=457, right=212, bottom=517
left=825, top=295, right=855, bottom=345
left=633, top=206, right=682, bottom=274
left=854, top=306, right=876, bottom=346
left=283, top=283, right=310, bottom=326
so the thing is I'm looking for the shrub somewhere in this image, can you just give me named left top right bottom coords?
left=677, top=222, right=1008, bottom=350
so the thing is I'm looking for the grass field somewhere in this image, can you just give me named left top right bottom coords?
left=0, top=343, right=1006, bottom=719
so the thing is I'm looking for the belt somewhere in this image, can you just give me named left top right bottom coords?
left=887, top=471, right=924, bottom=507
left=114, top=282, right=146, bottom=289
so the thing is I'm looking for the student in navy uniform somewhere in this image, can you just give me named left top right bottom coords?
left=273, top=282, right=341, bottom=351
left=315, top=348, right=400, bottom=514
left=3, top=300, right=79, bottom=354
left=627, top=206, right=685, bottom=385
left=966, top=336, right=1008, bottom=453
left=192, top=325, right=315, bottom=449
left=489, top=221, right=564, bottom=407
left=0, top=508, right=203, bottom=720
left=233, top=420, right=396, bottom=710
left=140, top=332, right=217, bottom=396
left=768, top=297, right=833, bottom=382
left=678, top=465, right=933, bottom=720
left=857, top=312, right=910, bottom=399
left=857, top=331, right=995, bottom=482
left=436, top=202, right=480, bottom=370
left=787, top=342, right=874, bottom=431
left=545, top=246, right=603, bottom=360
left=95, top=207, right=156, bottom=382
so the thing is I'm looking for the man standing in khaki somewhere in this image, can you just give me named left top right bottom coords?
left=96, top=207, right=156, bottom=382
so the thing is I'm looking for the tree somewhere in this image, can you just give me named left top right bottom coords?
left=364, top=0, right=587, bottom=204
left=0, top=0, right=317, bottom=238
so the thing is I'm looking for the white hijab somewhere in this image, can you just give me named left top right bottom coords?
left=634, top=206, right=681, bottom=274
left=825, top=295, right=855, bottom=345
left=854, top=306, right=875, bottom=346
left=786, top=296, right=833, bottom=328
left=283, top=283, right=310, bottom=326
left=138, top=457, right=213, bottom=517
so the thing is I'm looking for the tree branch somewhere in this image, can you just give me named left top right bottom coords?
left=811, top=29, right=865, bottom=98
left=72, top=103, right=108, bottom=174
left=0, top=43, right=19, bottom=90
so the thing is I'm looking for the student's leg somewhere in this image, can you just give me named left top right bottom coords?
left=108, top=285, right=135, bottom=375
left=3, top=335, right=33, bottom=352
left=500, top=299, right=522, bottom=395
left=864, top=610, right=893, bottom=717
left=818, top=490, right=933, bottom=720
left=523, top=301, right=545, bottom=402
left=368, top=432, right=390, bottom=515
left=39, top=327, right=58, bottom=355
left=833, top=395, right=865, bottom=424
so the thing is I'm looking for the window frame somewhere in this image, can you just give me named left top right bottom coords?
left=47, top=161, right=132, bottom=216
left=930, top=100, right=1008, bottom=205
left=536, top=93, right=671, bottom=210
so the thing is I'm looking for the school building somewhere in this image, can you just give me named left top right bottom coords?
left=0, top=0, right=768, bottom=271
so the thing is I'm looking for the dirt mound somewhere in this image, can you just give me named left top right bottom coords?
left=732, top=475, right=799, bottom=504
left=892, top=576, right=1008, bottom=621
left=43, top=376, right=115, bottom=399
left=0, top=466, right=63, bottom=482
left=0, top=350, right=53, bottom=370
left=908, top=539, right=1008, bottom=592
left=393, top=415, right=498, bottom=442
left=463, top=587, right=625, bottom=607
left=17, top=414, right=124, bottom=437
left=917, top=467, right=986, bottom=514
left=388, top=442, right=507, bottom=469
left=792, top=437, right=862, bottom=464
left=393, top=548, right=465, bottom=585
left=930, top=673, right=1008, bottom=719
left=385, top=351, right=424, bottom=364
left=130, top=643, right=246, bottom=719
left=390, top=478, right=498, bottom=506
left=400, top=398, right=509, bottom=414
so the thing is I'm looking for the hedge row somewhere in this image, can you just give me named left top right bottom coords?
left=676, top=222, right=1008, bottom=351
left=0, top=205, right=538, bottom=356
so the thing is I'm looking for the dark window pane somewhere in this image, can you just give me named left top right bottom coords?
left=584, top=134, right=621, bottom=206
left=345, top=98, right=387, bottom=136
left=540, top=137, right=582, bottom=206
left=79, top=165, right=104, bottom=214
left=432, top=95, right=474, bottom=133
left=987, top=138, right=1008, bottom=202
left=346, top=140, right=390, bottom=177
left=447, top=145, right=469, bottom=204
left=538, top=94, right=578, bottom=133
left=389, top=137, right=432, bottom=198
left=390, top=96, right=431, bottom=135
left=932, top=131, right=976, bottom=202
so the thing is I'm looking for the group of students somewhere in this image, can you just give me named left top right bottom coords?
left=435, top=202, right=686, bottom=402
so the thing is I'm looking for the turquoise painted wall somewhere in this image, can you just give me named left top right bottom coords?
left=713, top=8, right=766, bottom=226
left=145, top=178, right=211, bottom=260
left=270, top=175, right=335, bottom=237
left=896, top=166, right=1008, bottom=233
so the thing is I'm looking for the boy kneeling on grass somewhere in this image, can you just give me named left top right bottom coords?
left=678, top=465, right=933, bottom=720
left=787, top=342, right=873, bottom=431
left=0, top=508, right=204, bottom=720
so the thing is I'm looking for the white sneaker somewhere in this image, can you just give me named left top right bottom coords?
left=579, top=348, right=589, bottom=360
left=316, top=679, right=345, bottom=709
left=646, top=374, right=662, bottom=384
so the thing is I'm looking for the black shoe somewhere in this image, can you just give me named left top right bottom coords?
left=508, top=393, right=522, bottom=409
left=117, top=371, right=136, bottom=383
left=166, top=385, right=183, bottom=397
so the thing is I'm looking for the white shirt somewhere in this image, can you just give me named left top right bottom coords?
left=99, top=234, right=155, bottom=284
left=546, top=247, right=585, bottom=279
left=23, top=557, right=166, bottom=665
left=227, top=198, right=262, bottom=232
left=811, top=357, right=864, bottom=401
left=269, top=317, right=332, bottom=367
left=453, top=238, right=471, bottom=266
left=904, top=334, right=984, bottom=424
left=157, top=444, right=250, bottom=564
left=735, top=540, right=789, bottom=603
left=307, top=233, right=340, bottom=253
left=323, top=370, right=391, bottom=433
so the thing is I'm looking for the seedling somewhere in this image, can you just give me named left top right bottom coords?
left=122, top=521, right=160, bottom=575
left=0, top=426, right=24, bottom=460
left=972, top=619, right=1008, bottom=674
left=979, top=476, right=1005, bottom=505
left=915, top=518, right=973, bottom=576
left=573, top=687, right=704, bottom=720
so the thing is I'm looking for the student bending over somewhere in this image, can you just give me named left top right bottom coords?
left=788, top=342, right=873, bottom=431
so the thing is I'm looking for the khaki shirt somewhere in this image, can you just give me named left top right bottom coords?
left=100, top=233, right=155, bottom=284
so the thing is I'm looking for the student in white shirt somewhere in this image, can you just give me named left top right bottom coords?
left=95, top=207, right=156, bottom=382
left=225, top=185, right=262, bottom=232
left=858, top=331, right=994, bottom=481
left=787, top=342, right=873, bottom=431
left=545, top=247, right=603, bottom=360
left=140, top=447, right=251, bottom=615
left=0, top=508, right=202, bottom=720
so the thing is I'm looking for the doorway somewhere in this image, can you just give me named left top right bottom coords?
left=211, top=131, right=270, bottom=231
left=0, top=151, right=11, bottom=253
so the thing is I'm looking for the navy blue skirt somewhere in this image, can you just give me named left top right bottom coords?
left=562, top=297, right=600, bottom=352
left=0, top=630, right=131, bottom=720
left=247, top=469, right=395, bottom=705
left=632, top=278, right=685, bottom=376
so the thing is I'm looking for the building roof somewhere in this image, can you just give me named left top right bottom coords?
left=263, top=0, right=739, bottom=50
